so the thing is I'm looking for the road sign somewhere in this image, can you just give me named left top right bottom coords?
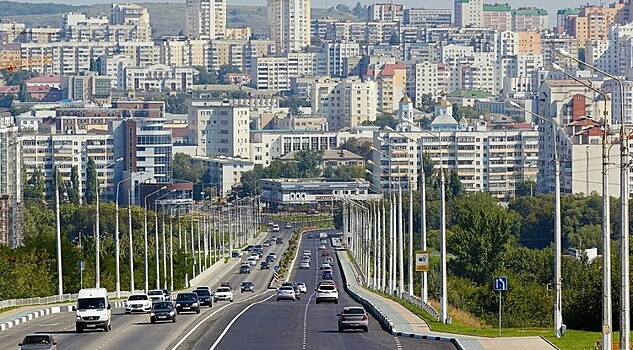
left=493, top=276, right=508, bottom=291
left=415, top=251, right=429, bottom=272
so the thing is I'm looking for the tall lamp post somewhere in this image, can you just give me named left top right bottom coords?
left=155, top=190, right=175, bottom=289
left=144, top=186, right=166, bottom=292
left=115, top=172, right=144, bottom=298
left=508, top=101, right=566, bottom=338
left=54, top=150, right=84, bottom=296
left=94, top=157, right=123, bottom=288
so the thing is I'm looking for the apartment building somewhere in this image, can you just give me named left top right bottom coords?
left=454, top=0, right=484, bottom=28
left=403, top=8, right=452, bottom=27
left=267, top=0, right=311, bottom=53
left=202, top=156, right=254, bottom=195
left=309, top=77, right=377, bottom=130
left=61, top=73, right=112, bottom=104
left=250, top=52, right=324, bottom=91
left=483, top=3, right=512, bottom=32
left=123, top=64, right=196, bottom=92
left=410, top=61, right=448, bottom=108
left=368, top=3, right=404, bottom=22
left=323, top=42, right=360, bottom=77
left=188, top=100, right=250, bottom=159
left=512, top=8, right=548, bottom=31
left=375, top=63, right=406, bottom=113
left=0, top=112, right=21, bottom=247
left=186, top=0, right=226, bottom=39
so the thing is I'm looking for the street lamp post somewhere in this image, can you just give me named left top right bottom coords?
left=155, top=190, right=175, bottom=290
left=114, top=172, right=141, bottom=298
left=144, top=186, right=166, bottom=292
left=509, top=101, right=565, bottom=338
left=54, top=150, right=84, bottom=296
left=94, top=157, right=122, bottom=289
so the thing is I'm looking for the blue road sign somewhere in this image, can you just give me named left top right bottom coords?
left=493, top=276, right=508, bottom=291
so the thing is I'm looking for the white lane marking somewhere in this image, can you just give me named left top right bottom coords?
left=38, top=323, right=59, bottom=327
left=209, top=293, right=276, bottom=350
left=301, top=233, right=321, bottom=350
left=171, top=291, right=270, bottom=350
left=394, top=336, right=402, bottom=350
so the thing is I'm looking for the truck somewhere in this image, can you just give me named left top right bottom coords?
left=74, top=288, right=111, bottom=333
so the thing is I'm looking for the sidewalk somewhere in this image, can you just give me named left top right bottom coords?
left=336, top=251, right=557, bottom=350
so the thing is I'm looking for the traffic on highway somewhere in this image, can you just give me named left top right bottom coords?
left=3, top=221, right=453, bottom=350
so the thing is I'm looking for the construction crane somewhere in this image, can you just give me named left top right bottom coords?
left=0, top=56, right=52, bottom=72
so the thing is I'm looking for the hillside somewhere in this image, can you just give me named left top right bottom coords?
left=1, top=1, right=362, bottom=37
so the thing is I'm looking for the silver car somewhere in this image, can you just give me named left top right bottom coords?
left=276, top=286, right=297, bottom=301
left=338, top=306, right=369, bottom=332
left=19, top=334, right=57, bottom=350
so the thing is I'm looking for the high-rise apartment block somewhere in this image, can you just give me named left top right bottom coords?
left=186, top=0, right=226, bottom=39
left=454, top=0, right=484, bottom=28
left=309, top=77, right=377, bottom=130
left=0, top=110, right=21, bottom=247
left=368, top=3, right=404, bottom=22
left=267, top=0, right=311, bottom=53
left=483, top=4, right=512, bottom=32
left=188, top=100, right=250, bottom=159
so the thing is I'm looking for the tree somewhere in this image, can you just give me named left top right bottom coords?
left=85, top=158, right=97, bottom=204
left=325, top=165, right=365, bottom=180
left=339, top=138, right=372, bottom=160
left=217, top=64, right=240, bottom=83
left=447, top=169, right=462, bottom=198
left=165, top=96, right=187, bottom=114
left=295, top=149, right=323, bottom=177
left=172, top=153, right=206, bottom=183
left=335, top=3, right=351, bottom=12
left=363, top=112, right=398, bottom=129
left=279, top=97, right=311, bottom=115
left=515, top=180, right=536, bottom=197
left=448, top=192, right=517, bottom=284
left=0, top=94, right=13, bottom=108
left=18, top=82, right=28, bottom=102
left=352, top=2, right=367, bottom=18
left=419, top=93, right=435, bottom=113
left=193, top=66, right=217, bottom=85
left=67, top=165, right=81, bottom=205
left=24, top=167, right=45, bottom=201
left=453, top=105, right=489, bottom=119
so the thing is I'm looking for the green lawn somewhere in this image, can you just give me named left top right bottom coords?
left=371, top=289, right=604, bottom=350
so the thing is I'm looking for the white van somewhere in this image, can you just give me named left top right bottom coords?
left=74, top=288, right=112, bottom=332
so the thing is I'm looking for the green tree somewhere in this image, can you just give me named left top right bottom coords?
left=66, top=165, right=81, bottom=205
left=24, top=167, right=45, bottom=201
left=165, top=96, right=187, bottom=114
left=335, top=3, right=351, bottom=12
left=18, top=82, right=28, bottom=102
left=295, top=149, right=323, bottom=177
left=363, top=112, right=398, bottom=129
left=419, top=93, right=434, bottom=113
left=515, top=180, right=536, bottom=197
left=85, top=158, right=97, bottom=204
left=172, top=153, right=206, bottom=183
left=193, top=66, right=217, bottom=84
left=325, top=165, right=365, bottom=180
left=447, top=169, right=462, bottom=198
left=217, top=64, right=240, bottom=82
left=448, top=192, right=517, bottom=284
left=0, top=94, right=13, bottom=108
left=279, top=96, right=311, bottom=115
left=339, top=138, right=372, bottom=160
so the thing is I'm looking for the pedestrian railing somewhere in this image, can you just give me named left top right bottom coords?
left=401, top=292, right=440, bottom=321
left=0, top=291, right=133, bottom=310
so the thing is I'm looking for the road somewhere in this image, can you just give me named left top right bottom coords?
left=0, top=224, right=292, bottom=350
left=207, top=228, right=457, bottom=350
left=2, top=223, right=456, bottom=350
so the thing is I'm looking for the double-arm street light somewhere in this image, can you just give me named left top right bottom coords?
left=115, top=172, right=144, bottom=298
left=144, top=186, right=166, bottom=292
left=556, top=49, right=626, bottom=348
left=94, top=157, right=123, bottom=289
left=156, top=190, right=176, bottom=290
left=54, top=149, right=85, bottom=296
left=508, top=100, right=566, bottom=338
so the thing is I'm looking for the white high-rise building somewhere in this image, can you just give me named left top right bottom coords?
left=0, top=112, right=21, bottom=247
left=186, top=0, right=226, bottom=39
left=454, top=0, right=483, bottom=28
left=268, top=0, right=311, bottom=53
left=188, top=100, right=250, bottom=159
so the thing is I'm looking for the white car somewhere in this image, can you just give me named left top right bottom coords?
left=214, top=287, right=234, bottom=302
left=316, top=284, right=339, bottom=304
left=320, top=262, right=331, bottom=270
left=147, top=289, right=165, bottom=302
left=272, top=224, right=280, bottom=232
left=276, top=286, right=297, bottom=301
left=297, top=282, right=307, bottom=294
left=318, top=244, right=326, bottom=251
left=125, top=293, right=152, bottom=313
left=300, top=260, right=310, bottom=269
left=247, top=257, right=258, bottom=266
left=303, top=250, right=311, bottom=257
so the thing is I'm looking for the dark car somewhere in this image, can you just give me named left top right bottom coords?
left=232, top=251, right=241, bottom=258
left=266, top=255, right=275, bottom=262
left=240, top=281, right=255, bottom=293
left=150, top=301, right=177, bottom=324
left=322, top=272, right=333, bottom=280
left=19, top=334, right=57, bottom=350
left=260, top=261, right=270, bottom=269
left=240, top=263, right=251, bottom=274
left=175, top=293, right=200, bottom=314
left=276, top=237, right=283, bottom=244
left=193, top=289, right=213, bottom=307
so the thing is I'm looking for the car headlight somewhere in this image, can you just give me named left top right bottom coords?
left=150, top=312, right=155, bottom=317
left=175, top=303, right=181, bottom=307
left=192, top=303, right=198, bottom=307
left=76, top=316, right=81, bottom=320
left=169, top=311, right=175, bottom=316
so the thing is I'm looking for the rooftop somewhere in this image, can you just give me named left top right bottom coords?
left=447, top=89, right=492, bottom=99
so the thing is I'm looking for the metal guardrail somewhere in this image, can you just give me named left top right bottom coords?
left=0, top=291, right=133, bottom=310
left=402, top=292, right=441, bottom=321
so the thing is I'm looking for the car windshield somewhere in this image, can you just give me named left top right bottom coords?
left=148, top=291, right=162, bottom=295
left=279, top=286, right=293, bottom=291
left=153, top=302, right=173, bottom=309
left=128, top=295, right=148, bottom=301
left=78, top=297, right=106, bottom=309
left=177, top=294, right=196, bottom=301
left=23, top=335, right=52, bottom=345
left=343, top=308, right=366, bottom=315
left=320, top=285, right=336, bottom=291
left=217, top=287, right=230, bottom=292
left=241, top=282, right=253, bottom=286
left=194, top=290, right=211, bottom=296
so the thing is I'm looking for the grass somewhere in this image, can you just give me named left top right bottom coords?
left=370, top=289, right=603, bottom=350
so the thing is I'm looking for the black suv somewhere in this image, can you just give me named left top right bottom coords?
left=240, top=281, right=255, bottom=293
left=175, top=293, right=200, bottom=314
left=193, top=289, right=213, bottom=307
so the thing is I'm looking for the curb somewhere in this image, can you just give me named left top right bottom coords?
left=335, top=251, right=465, bottom=350
left=0, top=301, right=126, bottom=332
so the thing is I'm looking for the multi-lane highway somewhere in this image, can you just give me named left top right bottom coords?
left=2, top=224, right=456, bottom=350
